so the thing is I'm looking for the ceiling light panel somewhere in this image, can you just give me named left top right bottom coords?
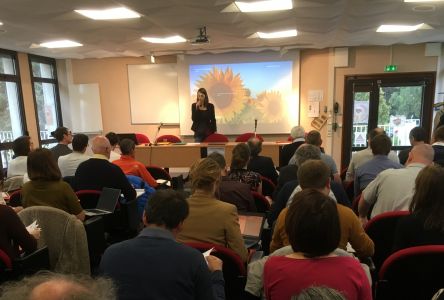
left=235, top=0, right=292, bottom=12
left=142, top=36, right=187, bottom=43
left=39, top=40, right=83, bottom=48
left=376, top=23, right=425, bottom=32
left=257, top=29, right=297, bottom=38
left=75, top=7, right=141, bottom=20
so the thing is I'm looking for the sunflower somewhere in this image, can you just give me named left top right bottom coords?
left=195, top=67, right=248, bottom=122
left=256, top=90, right=285, bottom=123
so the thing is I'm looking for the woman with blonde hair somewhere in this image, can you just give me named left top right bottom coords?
left=177, top=158, right=248, bottom=262
left=393, top=165, right=444, bottom=251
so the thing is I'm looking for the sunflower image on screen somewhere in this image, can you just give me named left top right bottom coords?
left=190, top=61, right=293, bottom=126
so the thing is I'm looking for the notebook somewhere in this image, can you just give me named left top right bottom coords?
left=238, top=212, right=266, bottom=248
left=84, top=187, right=121, bottom=216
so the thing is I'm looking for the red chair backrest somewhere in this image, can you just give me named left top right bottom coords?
left=235, top=133, right=264, bottom=142
left=0, top=248, right=12, bottom=270
left=364, top=210, right=410, bottom=272
left=251, top=191, right=271, bottom=213
left=156, top=135, right=181, bottom=143
left=135, top=133, right=150, bottom=145
left=75, top=190, right=102, bottom=209
left=260, top=176, right=276, bottom=197
left=377, top=245, right=444, bottom=300
left=203, top=133, right=229, bottom=143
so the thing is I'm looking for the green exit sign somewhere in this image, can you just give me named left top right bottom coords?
left=385, top=65, right=397, bottom=72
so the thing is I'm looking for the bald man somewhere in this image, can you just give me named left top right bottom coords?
left=74, top=136, right=136, bottom=204
left=358, top=143, right=434, bottom=224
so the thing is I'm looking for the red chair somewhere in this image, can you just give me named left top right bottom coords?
left=251, top=191, right=271, bottom=213
left=376, top=245, right=444, bottom=300
left=156, top=135, right=182, bottom=143
left=235, top=133, right=264, bottom=142
left=135, top=133, right=150, bottom=145
left=364, top=210, right=410, bottom=273
left=185, top=242, right=246, bottom=300
left=260, top=176, right=276, bottom=197
left=203, top=133, right=229, bottom=143
left=0, top=249, right=12, bottom=270
left=75, top=190, right=101, bottom=209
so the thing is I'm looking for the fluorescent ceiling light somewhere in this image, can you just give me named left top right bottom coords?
left=0, top=22, right=3, bottom=26
left=142, top=35, right=186, bottom=43
left=39, top=40, right=83, bottom=48
left=75, top=7, right=141, bottom=20
left=404, top=0, right=444, bottom=2
left=376, top=23, right=425, bottom=32
left=257, top=29, right=297, bottom=39
left=235, top=0, right=292, bottom=12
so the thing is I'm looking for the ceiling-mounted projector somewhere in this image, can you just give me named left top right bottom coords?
left=191, top=26, right=210, bottom=45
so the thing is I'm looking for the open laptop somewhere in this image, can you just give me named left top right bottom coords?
left=238, top=212, right=266, bottom=248
left=84, top=187, right=121, bottom=216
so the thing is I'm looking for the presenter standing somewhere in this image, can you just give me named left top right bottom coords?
left=191, top=88, right=217, bottom=142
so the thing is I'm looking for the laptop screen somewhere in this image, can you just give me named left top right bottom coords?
left=238, top=213, right=265, bottom=238
left=96, top=187, right=121, bottom=212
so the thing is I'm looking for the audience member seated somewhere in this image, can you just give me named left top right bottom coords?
left=264, top=189, right=372, bottom=300
left=268, top=145, right=350, bottom=227
left=0, top=203, right=38, bottom=259
left=0, top=271, right=116, bottom=300
left=112, top=138, right=158, bottom=188
left=290, top=130, right=341, bottom=184
left=280, top=125, right=305, bottom=167
left=7, top=136, right=33, bottom=178
left=393, top=165, right=444, bottom=251
left=208, top=152, right=256, bottom=212
left=354, top=134, right=402, bottom=196
left=58, top=133, right=90, bottom=177
left=21, top=149, right=85, bottom=221
left=74, top=136, right=136, bottom=203
left=177, top=158, right=248, bottom=262
left=345, top=127, right=399, bottom=182
left=247, top=137, right=278, bottom=184
left=100, top=190, right=225, bottom=300
left=358, top=143, right=434, bottom=224
left=49, top=126, right=73, bottom=161
left=432, top=125, right=444, bottom=163
left=398, top=127, right=427, bottom=165
left=270, top=160, right=374, bottom=258
left=105, top=132, right=121, bottom=162
left=227, top=143, right=261, bottom=193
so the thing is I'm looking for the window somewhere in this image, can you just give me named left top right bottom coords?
left=342, top=73, right=435, bottom=169
left=0, top=49, right=27, bottom=168
left=29, top=55, right=62, bottom=148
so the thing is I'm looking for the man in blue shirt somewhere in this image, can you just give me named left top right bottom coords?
left=100, top=190, right=225, bottom=300
left=355, top=134, right=403, bottom=196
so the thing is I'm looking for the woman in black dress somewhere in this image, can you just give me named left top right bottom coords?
left=191, top=88, right=216, bottom=142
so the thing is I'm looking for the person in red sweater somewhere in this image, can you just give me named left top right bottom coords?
left=264, top=189, right=371, bottom=300
left=112, top=139, right=158, bottom=188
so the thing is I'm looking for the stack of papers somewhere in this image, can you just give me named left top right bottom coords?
left=26, top=220, right=41, bottom=233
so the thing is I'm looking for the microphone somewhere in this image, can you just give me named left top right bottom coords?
left=153, top=122, right=163, bottom=145
left=254, top=119, right=258, bottom=137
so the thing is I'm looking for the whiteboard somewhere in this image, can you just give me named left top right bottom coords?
left=128, top=64, right=179, bottom=124
left=68, top=83, right=103, bottom=133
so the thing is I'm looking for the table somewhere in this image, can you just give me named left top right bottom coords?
left=134, top=142, right=288, bottom=168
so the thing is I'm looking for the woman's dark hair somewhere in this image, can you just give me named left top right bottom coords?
left=230, top=143, right=250, bottom=169
left=105, top=132, right=120, bottom=147
left=409, top=165, right=444, bottom=231
left=197, top=88, right=209, bottom=107
left=27, top=148, right=61, bottom=181
left=145, top=190, right=189, bottom=230
left=50, top=127, right=69, bottom=142
left=12, top=136, right=31, bottom=156
left=285, top=189, right=340, bottom=258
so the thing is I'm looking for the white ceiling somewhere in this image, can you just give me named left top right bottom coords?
left=1, top=0, right=444, bottom=59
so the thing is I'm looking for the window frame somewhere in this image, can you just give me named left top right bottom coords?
left=28, top=54, right=63, bottom=147
left=0, top=48, right=27, bottom=168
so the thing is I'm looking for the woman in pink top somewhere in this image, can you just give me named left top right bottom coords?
left=264, top=189, right=372, bottom=300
